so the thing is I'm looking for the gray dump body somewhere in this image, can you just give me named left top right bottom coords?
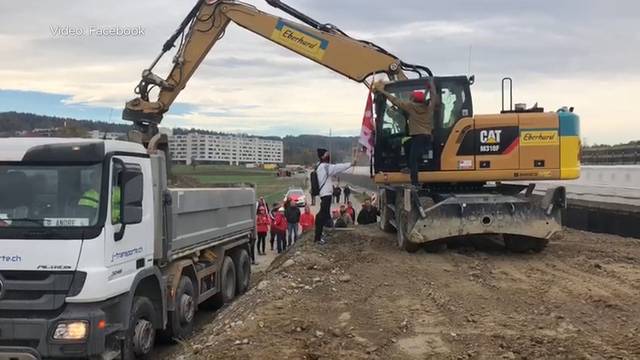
left=151, top=154, right=256, bottom=261
left=165, top=188, right=255, bottom=260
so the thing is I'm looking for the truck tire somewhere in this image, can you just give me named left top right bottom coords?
left=161, top=276, right=196, bottom=341
left=122, top=297, right=156, bottom=360
left=203, top=256, right=237, bottom=310
left=234, top=249, right=251, bottom=295
left=379, top=188, right=396, bottom=233
left=395, top=192, right=422, bottom=253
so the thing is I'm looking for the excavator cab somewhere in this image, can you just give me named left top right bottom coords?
left=374, top=76, right=473, bottom=173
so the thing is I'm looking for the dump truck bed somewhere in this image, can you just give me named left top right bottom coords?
left=150, top=154, right=256, bottom=261
left=164, top=188, right=256, bottom=261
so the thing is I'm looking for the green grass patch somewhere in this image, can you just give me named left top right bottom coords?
left=172, top=165, right=303, bottom=205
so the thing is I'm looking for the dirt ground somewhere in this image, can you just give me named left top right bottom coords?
left=165, top=227, right=640, bottom=360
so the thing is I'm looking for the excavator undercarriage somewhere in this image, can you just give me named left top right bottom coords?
left=379, top=183, right=567, bottom=253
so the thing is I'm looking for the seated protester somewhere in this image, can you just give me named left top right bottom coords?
left=334, top=205, right=353, bottom=228
left=328, top=208, right=340, bottom=228
left=357, top=199, right=380, bottom=225
left=346, top=201, right=356, bottom=222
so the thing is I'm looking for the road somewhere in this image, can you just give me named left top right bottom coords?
left=164, top=226, right=640, bottom=359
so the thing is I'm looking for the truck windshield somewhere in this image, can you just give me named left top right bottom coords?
left=0, top=164, right=103, bottom=228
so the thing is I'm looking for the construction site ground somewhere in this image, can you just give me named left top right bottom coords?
left=161, top=226, right=640, bottom=360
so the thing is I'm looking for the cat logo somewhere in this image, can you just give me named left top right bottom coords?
left=480, top=130, right=502, bottom=145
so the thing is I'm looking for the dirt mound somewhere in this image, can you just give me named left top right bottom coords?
left=166, top=227, right=640, bottom=359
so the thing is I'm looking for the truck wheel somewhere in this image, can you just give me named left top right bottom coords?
left=397, top=221, right=421, bottom=253
left=123, top=297, right=156, bottom=360
left=221, top=256, right=237, bottom=302
left=200, top=256, right=236, bottom=310
left=379, top=189, right=395, bottom=233
left=234, top=249, right=251, bottom=295
left=395, top=192, right=421, bottom=253
left=162, top=276, right=196, bottom=341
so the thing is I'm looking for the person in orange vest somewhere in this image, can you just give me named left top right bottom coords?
left=299, top=205, right=315, bottom=233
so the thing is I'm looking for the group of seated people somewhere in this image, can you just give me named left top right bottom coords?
left=330, top=198, right=379, bottom=228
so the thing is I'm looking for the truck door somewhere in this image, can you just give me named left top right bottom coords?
left=104, top=156, right=154, bottom=288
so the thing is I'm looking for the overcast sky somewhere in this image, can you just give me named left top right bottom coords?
left=0, top=0, right=638, bottom=144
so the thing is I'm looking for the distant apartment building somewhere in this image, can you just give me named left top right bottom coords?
left=30, top=128, right=62, bottom=137
left=169, top=133, right=283, bottom=165
left=88, top=130, right=127, bottom=140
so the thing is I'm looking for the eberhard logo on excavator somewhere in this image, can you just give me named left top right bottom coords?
left=521, top=130, right=559, bottom=146
left=271, top=19, right=328, bottom=61
left=123, top=0, right=580, bottom=253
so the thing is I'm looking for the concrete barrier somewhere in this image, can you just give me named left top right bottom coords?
left=577, top=165, right=640, bottom=189
left=341, top=165, right=640, bottom=239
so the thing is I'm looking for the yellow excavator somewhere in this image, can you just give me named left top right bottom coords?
left=124, top=0, right=581, bottom=253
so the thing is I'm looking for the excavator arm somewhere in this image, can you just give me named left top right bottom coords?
left=123, top=0, right=431, bottom=133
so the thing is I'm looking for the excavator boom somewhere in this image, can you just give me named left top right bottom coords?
left=123, top=0, right=430, bottom=131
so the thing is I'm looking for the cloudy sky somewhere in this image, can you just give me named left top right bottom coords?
left=0, top=0, right=638, bottom=144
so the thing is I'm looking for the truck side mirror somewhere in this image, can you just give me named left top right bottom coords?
left=120, top=166, right=143, bottom=225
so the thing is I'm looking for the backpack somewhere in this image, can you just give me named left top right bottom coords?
left=310, top=163, right=328, bottom=197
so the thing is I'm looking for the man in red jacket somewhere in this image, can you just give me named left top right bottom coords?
left=273, top=207, right=288, bottom=254
left=256, top=207, right=270, bottom=257
left=299, top=205, right=315, bottom=233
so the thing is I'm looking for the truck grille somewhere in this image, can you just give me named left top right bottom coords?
left=0, top=271, right=75, bottom=313
left=0, top=339, right=39, bottom=348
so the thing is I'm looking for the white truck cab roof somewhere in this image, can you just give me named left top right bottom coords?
left=0, top=137, right=146, bottom=162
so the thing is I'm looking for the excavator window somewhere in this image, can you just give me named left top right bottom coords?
left=374, top=76, right=473, bottom=173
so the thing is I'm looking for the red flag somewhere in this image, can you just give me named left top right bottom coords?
left=358, top=88, right=375, bottom=158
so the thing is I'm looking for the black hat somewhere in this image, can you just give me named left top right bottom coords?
left=317, top=148, right=328, bottom=159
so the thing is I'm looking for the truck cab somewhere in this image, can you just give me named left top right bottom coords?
left=0, top=137, right=255, bottom=359
left=0, top=138, right=156, bottom=359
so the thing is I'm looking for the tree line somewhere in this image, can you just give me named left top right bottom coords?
left=0, top=112, right=358, bottom=165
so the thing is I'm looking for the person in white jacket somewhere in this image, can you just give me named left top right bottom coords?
left=314, top=148, right=356, bottom=243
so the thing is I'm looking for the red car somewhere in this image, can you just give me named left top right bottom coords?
left=285, top=188, right=306, bottom=207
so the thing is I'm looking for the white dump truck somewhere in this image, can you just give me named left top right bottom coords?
left=0, top=136, right=255, bottom=359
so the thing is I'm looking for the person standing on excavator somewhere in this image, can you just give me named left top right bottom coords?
left=374, top=81, right=440, bottom=186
